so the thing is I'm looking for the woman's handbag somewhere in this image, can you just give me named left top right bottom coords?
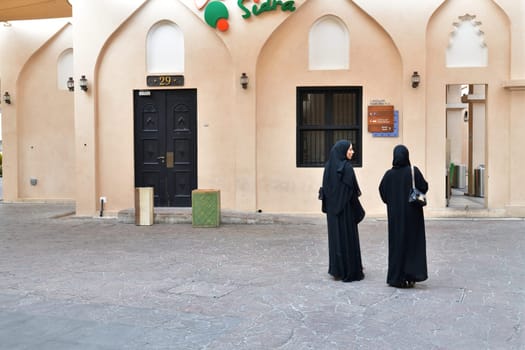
left=318, top=187, right=327, bottom=213
left=353, top=196, right=365, bottom=223
left=409, top=166, right=427, bottom=207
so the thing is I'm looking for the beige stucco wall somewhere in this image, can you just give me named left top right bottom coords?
left=508, top=89, right=525, bottom=214
left=96, top=0, right=235, bottom=214
left=426, top=0, right=511, bottom=213
left=256, top=0, right=402, bottom=214
left=1, top=0, right=524, bottom=217
left=0, top=18, right=73, bottom=202
left=70, top=0, right=150, bottom=215
left=18, top=24, right=75, bottom=200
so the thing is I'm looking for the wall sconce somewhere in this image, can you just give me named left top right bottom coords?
left=67, top=77, right=75, bottom=92
left=79, top=75, right=88, bottom=91
left=240, top=73, right=249, bottom=89
left=3, top=92, right=11, bottom=104
left=411, top=71, right=421, bottom=88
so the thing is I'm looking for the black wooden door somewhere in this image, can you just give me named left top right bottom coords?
left=134, top=89, right=197, bottom=207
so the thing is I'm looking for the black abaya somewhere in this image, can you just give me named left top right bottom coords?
left=379, top=145, right=428, bottom=287
left=322, top=140, right=364, bottom=282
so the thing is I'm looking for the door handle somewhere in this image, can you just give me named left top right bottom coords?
left=166, top=152, right=174, bottom=168
left=156, top=156, right=165, bottom=164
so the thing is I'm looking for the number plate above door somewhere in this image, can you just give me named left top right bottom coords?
left=146, top=75, right=184, bottom=87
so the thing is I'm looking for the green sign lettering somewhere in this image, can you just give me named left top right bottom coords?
left=238, top=0, right=251, bottom=19
left=238, top=0, right=296, bottom=19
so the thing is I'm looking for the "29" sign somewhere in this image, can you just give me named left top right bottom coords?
left=146, top=75, right=184, bottom=87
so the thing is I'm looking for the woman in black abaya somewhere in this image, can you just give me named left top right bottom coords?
left=379, top=145, right=428, bottom=288
left=321, top=140, right=364, bottom=282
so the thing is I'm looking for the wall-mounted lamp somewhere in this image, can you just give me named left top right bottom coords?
left=240, top=72, right=249, bottom=89
left=67, top=77, right=75, bottom=92
left=3, top=92, right=11, bottom=104
left=79, top=75, right=88, bottom=91
left=411, top=71, right=421, bottom=88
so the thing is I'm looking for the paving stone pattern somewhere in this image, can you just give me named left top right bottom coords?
left=0, top=203, right=523, bottom=349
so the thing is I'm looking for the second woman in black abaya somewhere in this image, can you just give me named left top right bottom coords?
left=379, top=145, right=428, bottom=288
left=322, top=140, right=364, bottom=282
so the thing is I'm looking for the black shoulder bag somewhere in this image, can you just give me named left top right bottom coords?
left=408, top=166, right=427, bottom=207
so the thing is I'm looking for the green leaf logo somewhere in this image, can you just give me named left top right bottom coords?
left=196, top=0, right=230, bottom=32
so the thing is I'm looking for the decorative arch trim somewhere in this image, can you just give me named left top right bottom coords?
left=446, top=13, right=488, bottom=67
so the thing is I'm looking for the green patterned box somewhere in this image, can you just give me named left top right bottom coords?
left=192, top=189, right=221, bottom=227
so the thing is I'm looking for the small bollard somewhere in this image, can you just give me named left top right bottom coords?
left=135, top=187, right=154, bottom=225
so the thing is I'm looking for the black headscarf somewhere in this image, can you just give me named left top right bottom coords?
left=322, top=140, right=361, bottom=214
left=392, top=144, right=411, bottom=168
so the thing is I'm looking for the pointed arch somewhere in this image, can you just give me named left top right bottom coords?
left=17, top=22, right=75, bottom=200
left=57, top=48, right=73, bottom=90
left=146, top=20, right=184, bottom=73
left=309, top=15, right=349, bottom=70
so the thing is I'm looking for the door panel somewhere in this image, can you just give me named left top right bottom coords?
left=134, top=95, right=166, bottom=206
left=134, top=89, right=197, bottom=207
left=166, top=90, right=197, bottom=206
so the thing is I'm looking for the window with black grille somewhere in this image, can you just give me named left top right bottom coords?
left=296, top=86, right=362, bottom=167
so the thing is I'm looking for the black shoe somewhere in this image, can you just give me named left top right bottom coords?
left=389, top=281, right=410, bottom=288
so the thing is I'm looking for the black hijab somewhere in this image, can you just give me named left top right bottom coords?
left=322, top=140, right=361, bottom=214
left=392, top=144, right=411, bottom=168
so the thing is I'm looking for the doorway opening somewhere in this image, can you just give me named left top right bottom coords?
left=445, top=84, right=486, bottom=209
left=133, top=89, right=197, bottom=207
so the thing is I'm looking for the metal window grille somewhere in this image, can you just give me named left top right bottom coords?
left=296, top=86, right=362, bottom=167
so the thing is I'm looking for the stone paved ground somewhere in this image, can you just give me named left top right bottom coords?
left=0, top=203, right=523, bottom=349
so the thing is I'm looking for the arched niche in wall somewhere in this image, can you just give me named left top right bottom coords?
left=446, top=14, right=488, bottom=67
left=146, top=20, right=184, bottom=73
left=309, top=15, right=349, bottom=70
left=93, top=0, right=234, bottom=212
left=256, top=1, right=402, bottom=213
left=57, top=48, right=74, bottom=90
left=17, top=23, right=75, bottom=199
left=427, top=0, right=510, bottom=209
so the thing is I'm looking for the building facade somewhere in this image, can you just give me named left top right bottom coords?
left=1, top=0, right=524, bottom=217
